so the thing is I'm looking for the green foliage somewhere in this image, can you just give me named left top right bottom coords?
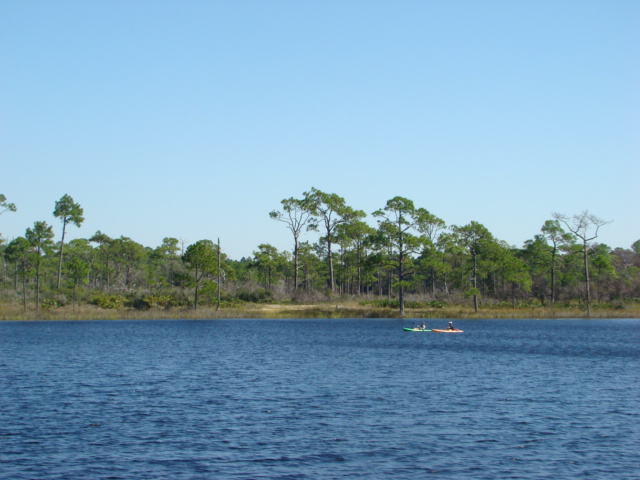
left=517, top=299, right=544, bottom=308
left=26, top=221, right=55, bottom=254
left=127, top=294, right=185, bottom=310
left=41, top=298, right=61, bottom=309
left=214, top=298, right=241, bottom=308
left=236, top=289, right=273, bottom=303
left=0, top=193, right=17, bottom=217
left=90, top=293, right=125, bottom=309
left=198, top=280, right=220, bottom=305
left=2, top=193, right=638, bottom=318
left=251, top=244, right=289, bottom=290
left=359, top=299, right=447, bottom=309
left=53, top=194, right=84, bottom=228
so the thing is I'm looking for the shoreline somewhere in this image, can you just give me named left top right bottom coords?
left=2, top=302, right=638, bottom=321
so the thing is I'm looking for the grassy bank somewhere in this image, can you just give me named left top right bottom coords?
left=2, top=300, right=639, bottom=321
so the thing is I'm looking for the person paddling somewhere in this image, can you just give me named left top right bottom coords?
left=447, top=321, right=455, bottom=331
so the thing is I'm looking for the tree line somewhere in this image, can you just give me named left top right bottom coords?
left=1, top=191, right=639, bottom=317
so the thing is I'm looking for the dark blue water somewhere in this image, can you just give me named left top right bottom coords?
left=1, top=318, right=638, bottom=480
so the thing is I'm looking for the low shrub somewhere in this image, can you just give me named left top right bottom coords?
left=236, top=289, right=273, bottom=303
left=90, top=293, right=125, bottom=309
left=359, top=299, right=447, bottom=309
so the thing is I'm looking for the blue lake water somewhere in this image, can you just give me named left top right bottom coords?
left=1, top=318, right=639, bottom=479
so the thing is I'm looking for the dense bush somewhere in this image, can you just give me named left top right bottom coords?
left=90, top=293, right=124, bottom=309
left=236, top=289, right=273, bottom=303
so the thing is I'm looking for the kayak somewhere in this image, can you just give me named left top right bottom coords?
left=432, top=329, right=464, bottom=333
left=403, top=327, right=432, bottom=332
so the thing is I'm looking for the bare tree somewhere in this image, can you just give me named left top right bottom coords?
left=553, top=211, right=611, bottom=317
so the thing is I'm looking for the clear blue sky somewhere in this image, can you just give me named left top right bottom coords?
left=1, top=1, right=638, bottom=259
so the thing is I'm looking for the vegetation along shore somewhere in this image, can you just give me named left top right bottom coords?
left=1, top=191, right=639, bottom=320
left=2, top=300, right=639, bottom=322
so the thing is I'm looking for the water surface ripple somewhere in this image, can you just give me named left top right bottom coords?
left=1, top=318, right=638, bottom=479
